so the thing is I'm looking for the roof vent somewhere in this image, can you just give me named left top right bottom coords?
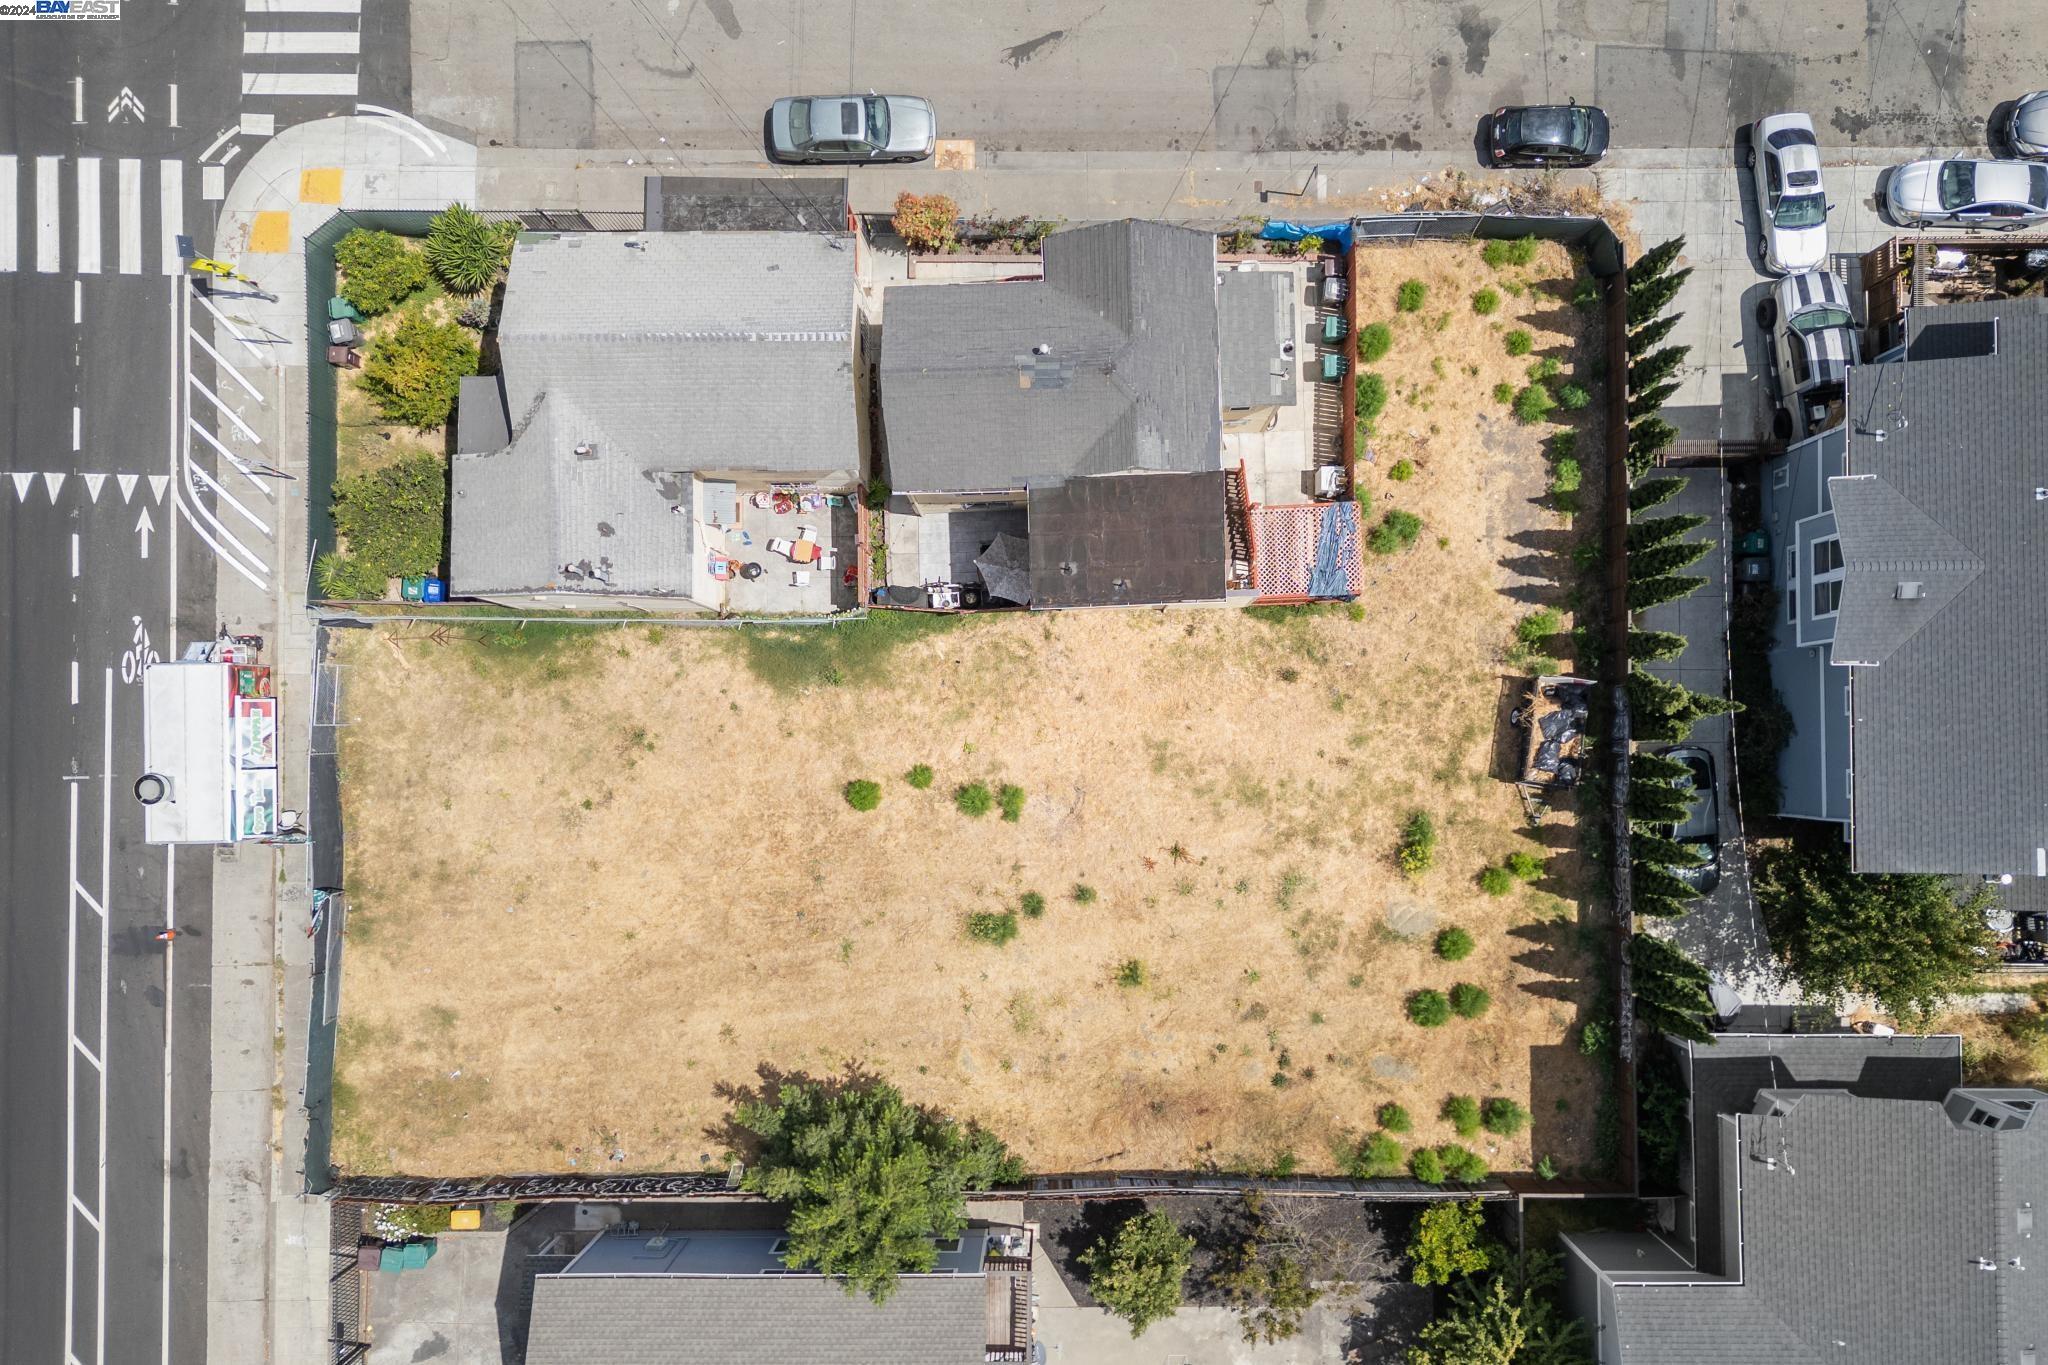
left=1895, top=581, right=1924, bottom=601
left=2035, top=487, right=2047, bottom=501
left=574, top=443, right=598, bottom=461
left=1032, top=343, right=1051, bottom=356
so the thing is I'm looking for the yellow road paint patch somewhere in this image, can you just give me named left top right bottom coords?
left=298, top=167, right=342, bottom=204
left=246, top=211, right=292, bottom=254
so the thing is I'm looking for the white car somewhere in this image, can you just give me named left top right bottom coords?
left=1884, top=157, right=2048, bottom=229
left=1757, top=269, right=1856, bottom=442
left=1745, top=114, right=1830, bottom=274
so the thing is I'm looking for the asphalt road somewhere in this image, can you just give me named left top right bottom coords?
left=0, top=6, right=247, bottom=1362
left=412, top=0, right=2048, bottom=158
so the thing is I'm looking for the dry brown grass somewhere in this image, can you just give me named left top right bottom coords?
left=332, top=240, right=1610, bottom=1181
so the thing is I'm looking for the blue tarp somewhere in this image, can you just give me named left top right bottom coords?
left=1307, top=502, right=1358, bottom=599
left=1260, top=220, right=1354, bottom=252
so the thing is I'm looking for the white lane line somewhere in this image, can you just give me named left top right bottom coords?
left=189, top=331, right=265, bottom=401
left=73, top=76, right=84, bottom=124
left=244, top=30, right=360, bottom=53
left=70, top=659, right=79, bottom=705
left=71, top=1195, right=101, bottom=1232
left=64, top=781, right=78, bottom=1365
left=73, top=883, right=103, bottom=916
left=161, top=842, right=176, bottom=1365
left=158, top=159, right=183, bottom=276
left=358, top=104, right=447, bottom=154
left=71, top=1037, right=101, bottom=1071
left=190, top=418, right=266, bottom=485
left=190, top=460, right=271, bottom=535
left=247, top=0, right=361, bottom=10
left=36, top=155, right=60, bottom=273
left=0, top=155, right=16, bottom=271
left=97, top=667, right=110, bottom=1365
left=74, top=279, right=82, bottom=324
left=196, top=126, right=236, bottom=162
left=118, top=159, right=141, bottom=275
left=71, top=532, right=80, bottom=577
left=178, top=463, right=269, bottom=578
left=168, top=83, right=178, bottom=128
left=188, top=375, right=262, bottom=444
left=75, top=158, right=100, bottom=274
left=242, top=72, right=360, bottom=96
left=190, top=287, right=265, bottom=360
left=202, top=164, right=225, bottom=201
left=73, top=405, right=81, bottom=450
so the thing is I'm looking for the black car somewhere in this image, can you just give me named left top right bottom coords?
left=1488, top=102, right=1610, bottom=168
left=1656, top=745, right=1722, bottom=894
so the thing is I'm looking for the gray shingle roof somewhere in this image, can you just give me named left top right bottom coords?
left=1837, top=299, right=2048, bottom=876
left=879, top=220, right=1222, bottom=493
left=1218, top=266, right=1298, bottom=410
left=524, top=1274, right=989, bottom=1365
left=450, top=231, right=858, bottom=598
left=1025, top=471, right=1227, bottom=607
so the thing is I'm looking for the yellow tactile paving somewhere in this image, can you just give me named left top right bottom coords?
left=247, top=211, right=292, bottom=254
left=298, top=167, right=342, bottom=204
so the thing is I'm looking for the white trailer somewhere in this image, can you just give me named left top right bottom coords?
left=140, top=660, right=278, bottom=844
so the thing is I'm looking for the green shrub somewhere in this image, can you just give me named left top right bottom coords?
left=905, top=763, right=935, bottom=789
left=1357, top=321, right=1392, bottom=363
left=1527, top=356, right=1563, bottom=382
left=842, top=779, right=882, bottom=811
left=1388, top=458, right=1415, bottom=482
left=1355, top=372, right=1388, bottom=428
left=1504, top=850, right=1544, bottom=881
left=335, top=229, right=429, bottom=315
left=1442, top=1095, right=1481, bottom=1137
left=1408, top=1147, right=1446, bottom=1184
left=1470, top=287, right=1500, bottom=316
left=1571, top=276, right=1600, bottom=311
left=997, top=784, right=1026, bottom=822
left=1019, top=891, right=1046, bottom=919
left=331, top=452, right=447, bottom=577
left=424, top=203, right=518, bottom=294
left=1555, top=382, right=1591, bottom=411
left=314, top=551, right=390, bottom=601
left=1407, top=989, right=1451, bottom=1027
left=1344, top=1131, right=1406, bottom=1178
left=1535, top=1154, right=1560, bottom=1180
left=1406, top=1199, right=1491, bottom=1283
left=1396, top=279, right=1428, bottom=312
left=1492, top=382, right=1515, bottom=404
left=1437, top=1144, right=1490, bottom=1183
left=1377, top=1102, right=1413, bottom=1133
left=1072, top=883, right=1098, bottom=904
left=1397, top=810, right=1437, bottom=875
left=1481, top=236, right=1538, bottom=269
left=891, top=191, right=960, bottom=253
left=1512, top=384, right=1556, bottom=424
left=1115, top=958, right=1148, bottom=988
left=1434, top=926, right=1475, bottom=962
left=1550, top=458, right=1582, bottom=502
left=1481, top=1098, right=1529, bottom=1137
left=1367, top=509, right=1423, bottom=555
left=373, top=1203, right=454, bottom=1239
left=1080, top=1209, right=1192, bottom=1338
left=1578, top=1018, right=1612, bottom=1055
left=863, top=476, right=892, bottom=511
left=1515, top=607, right=1561, bottom=647
left=1503, top=329, right=1533, bottom=356
left=966, top=911, right=1019, bottom=946
left=1478, top=865, right=1514, bottom=897
left=1550, top=430, right=1579, bottom=462
left=955, top=783, right=993, bottom=817
left=1449, top=983, right=1491, bottom=1019
left=361, top=310, right=478, bottom=429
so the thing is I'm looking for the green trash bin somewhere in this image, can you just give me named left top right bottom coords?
left=379, top=1244, right=405, bottom=1273
left=328, top=296, right=364, bottom=322
left=1321, top=314, right=1348, bottom=344
left=1737, top=529, right=1770, bottom=557
left=400, top=576, right=426, bottom=603
left=1319, top=353, right=1348, bottom=382
left=401, top=1240, right=436, bottom=1269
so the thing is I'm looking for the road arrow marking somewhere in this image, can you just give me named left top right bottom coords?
left=147, top=474, right=169, bottom=504
left=117, top=473, right=139, bottom=503
left=107, top=87, right=145, bottom=124
left=135, top=507, right=154, bottom=559
left=42, top=472, right=66, bottom=503
left=83, top=473, right=105, bottom=503
left=9, top=473, right=31, bottom=502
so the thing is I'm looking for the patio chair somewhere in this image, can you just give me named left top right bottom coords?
left=765, top=537, right=795, bottom=558
left=791, top=570, right=813, bottom=587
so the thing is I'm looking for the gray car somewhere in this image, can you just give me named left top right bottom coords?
left=766, top=94, right=936, bottom=164
left=2008, top=91, right=2048, bottom=158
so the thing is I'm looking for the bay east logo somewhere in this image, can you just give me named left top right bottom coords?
left=0, top=0, right=123, bottom=16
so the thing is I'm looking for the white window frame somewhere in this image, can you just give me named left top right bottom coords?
left=1810, top=535, right=1845, bottom=618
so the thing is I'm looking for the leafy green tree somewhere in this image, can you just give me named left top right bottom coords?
left=1626, top=268, right=1692, bottom=327
left=1628, top=476, right=1687, bottom=513
left=1626, top=574, right=1709, bottom=613
left=425, top=202, right=519, bottom=294
left=1407, top=1199, right=1494, bottom=1285
left=1406, top=1251, right=1589, bottom=1365
left=331, top=452, right=446, bottom=577
left=1627, top=236, right=1686, bottom=289
left=733, top=1078, right=1023, bottom=1302
left=1753, top=836, right=1998, bottom=1024
left=1628, top=513, right=1709, bottom=553
left=361, top=310, right=478, bottom=429
left=1627, top=345, right=1691, bottom=394
left=1630, top=538, right=1714, bottom=583
left=1080, top=1209, right=1193, bottom=1338
left=1627, top=311, right=1682, bottom=356
left=335, top=229, right=429, bottom=314
left=314, top=551, right=390, bottom=600
left=1216, top=1193, right=1325, bottom=1345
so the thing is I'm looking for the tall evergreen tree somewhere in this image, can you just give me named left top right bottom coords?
left=1630, top=750, right=1696, bottom=786
left=1627, top=311, right=1683, bottom=356
left=1629, top=830, right=1708, bottom=870
left=1628, top=513, right=1710, bottom=552
left=1627, top=268, right=1691, bottom=327
left=1630, top=538, right=1714, bottom=583
left=1633, top=862, right=1706, bottom=906
left=1628, top=628, right=1689, bottom=663
left=1627, top=381, right=1682, bottom=423
left=1628, top=776, right=1694, bottom=825
left=1628, top=476, right=1687, bottom=513
left=1627, top=236, right=1686, bottom=289
left=1627, top=345, right=1691, bottom=394
left=1627, top=574, right=1709, bottom=612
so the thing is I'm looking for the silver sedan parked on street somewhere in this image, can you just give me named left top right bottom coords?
left=1745, top=113, right=1830, bottom=274
left=766, top=94, right=937, bottom=164
left=2005, top=91, right=2048, bottom=158
left=1884, top=157, right=2048, bottom=229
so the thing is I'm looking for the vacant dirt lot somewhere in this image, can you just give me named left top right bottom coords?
left=332, top=240, right=1609, bottom=1180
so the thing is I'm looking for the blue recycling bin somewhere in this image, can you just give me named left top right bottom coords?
left=422, top=577, right=447, bottom=604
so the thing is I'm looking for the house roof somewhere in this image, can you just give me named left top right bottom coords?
left=450, top=231, right=858, bottom=598
left=1218, top=266, right=1298, bottom=410
left=1605, top=1084, right=2048, bottom=1365
left=879, top=219, right=1222, bottom=493
left=1835, top=298, right=2048, bottom=875
left=524, top=1275, right=989, bottom=1365
left=1025, top=471, right=1228, bottom=608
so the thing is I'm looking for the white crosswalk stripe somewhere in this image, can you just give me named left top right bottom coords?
left=158, top=159, right=183, bottom=276
left=243, top=0, right=363, bottom=121
left=75, top=157, right=100, bottom=275
left=246, top=0, right=361, bottom=9
left=118, top=158, right=142, bottom=275
left=242, top=72, right=359, bottom=96
left=0, top=155, right=15, bottom=273
left=244, top=30, right=359, bottom=53
left=36, top=156, right=60, bottom=273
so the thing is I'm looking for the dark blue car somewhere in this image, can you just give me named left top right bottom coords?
left=1489, top=102, right=1610, bottom=168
